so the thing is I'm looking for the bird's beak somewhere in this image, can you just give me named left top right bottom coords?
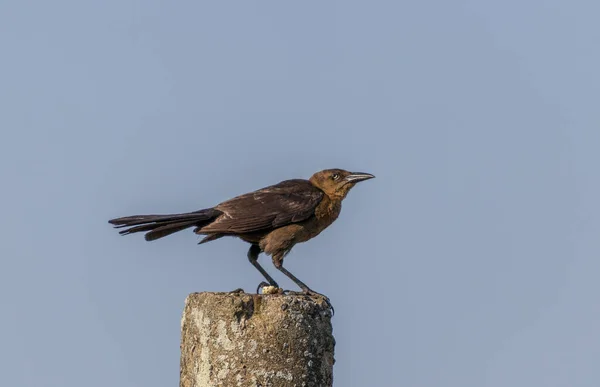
left=345, top=172, right=375, bottom=183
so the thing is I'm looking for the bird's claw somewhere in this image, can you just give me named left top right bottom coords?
left=256, top=282, right=282, bottom=294
left=256, top=281, right=271, bottom=294
left=306, top=290, right=335, bottom=316
left=228, top=288, right=245, bottom=294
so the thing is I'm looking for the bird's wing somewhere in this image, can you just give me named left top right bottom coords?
left=200, top=179, right=324, bottom=234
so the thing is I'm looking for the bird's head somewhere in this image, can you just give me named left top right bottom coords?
left=309, top=168, right=375, bottom=199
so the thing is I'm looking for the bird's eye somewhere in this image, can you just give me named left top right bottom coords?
left=332, top=173, right=340, bottom=180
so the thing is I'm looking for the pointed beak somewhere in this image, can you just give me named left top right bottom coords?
left=344, top=172, right=375, bottom=183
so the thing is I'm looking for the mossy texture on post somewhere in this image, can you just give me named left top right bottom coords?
left=180, top=292, right=335, bottom=387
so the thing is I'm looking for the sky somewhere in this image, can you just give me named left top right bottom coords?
left=1, top=1, right=599, bottom=386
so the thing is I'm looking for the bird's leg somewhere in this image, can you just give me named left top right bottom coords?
left=275, top=264, right=311, bottom=293
left=273, top=258, right=334, bottom=315
left=247, top=244, right=279, bottom=293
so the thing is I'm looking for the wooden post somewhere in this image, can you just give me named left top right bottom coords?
left=179, top=292, right=335, bottom=387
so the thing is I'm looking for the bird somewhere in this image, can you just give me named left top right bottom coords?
left=108, top=168, right=374, bottom=300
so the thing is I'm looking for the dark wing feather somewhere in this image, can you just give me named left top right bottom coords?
left=199, top=179, right=323, bottom=234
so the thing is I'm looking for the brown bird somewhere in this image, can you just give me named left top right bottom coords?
left=109, top=168, right=374, bottom=299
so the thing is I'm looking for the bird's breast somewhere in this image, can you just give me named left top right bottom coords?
left=258, top=197, right=342, bottom=255
left=294, top=197, right=341, bottom=242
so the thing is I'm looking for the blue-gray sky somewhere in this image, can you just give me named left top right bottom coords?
left=1, top=1, right=599, bottom=386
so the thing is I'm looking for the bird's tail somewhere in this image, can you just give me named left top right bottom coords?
left=108, top=208, right=221, bottom=241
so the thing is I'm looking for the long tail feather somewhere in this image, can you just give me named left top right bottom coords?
left=108, top=208, right=220, bottom=241
left=144, top=220, right=200, bottom=241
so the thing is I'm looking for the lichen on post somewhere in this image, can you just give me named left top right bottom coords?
left=179, top=292, right=335, bottom=387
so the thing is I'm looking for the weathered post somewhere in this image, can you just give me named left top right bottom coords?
left=180, top=292, right=335, bottom=387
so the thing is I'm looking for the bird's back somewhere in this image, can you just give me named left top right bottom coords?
left=196, top=179, right=324, bottom=235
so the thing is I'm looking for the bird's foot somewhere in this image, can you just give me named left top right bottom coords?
left=256, top=281, right=282, bottom=295
left=283, top=289, right=335, bottom=316
left=305, top=289, right=335, bottom=316
left=256, top=281, right=270, bottom=293
left=228, top=288, right=245, bottom=294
